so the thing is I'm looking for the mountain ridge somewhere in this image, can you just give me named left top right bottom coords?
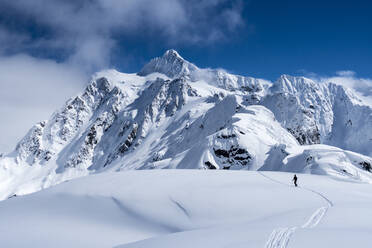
left=1, top=49, right=372, bottom=199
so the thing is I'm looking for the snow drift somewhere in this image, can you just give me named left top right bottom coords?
left=0, top=170, right=371, bottom=248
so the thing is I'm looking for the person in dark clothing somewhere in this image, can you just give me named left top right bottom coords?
left=293, top=174, right=298, bottom=187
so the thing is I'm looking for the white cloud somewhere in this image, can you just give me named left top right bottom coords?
left=0, top=54, right=87, bottom=153
left=335, top=70, right=356, bottom=77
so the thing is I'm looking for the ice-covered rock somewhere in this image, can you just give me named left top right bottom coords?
left=261, top=74, right=372, bottom=156
left=139, top=49, right=198, bottom=78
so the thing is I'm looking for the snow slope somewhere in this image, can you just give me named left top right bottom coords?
left=0, top=170, right=371, bottom=248
left=0, top=49, right=372, bottom=200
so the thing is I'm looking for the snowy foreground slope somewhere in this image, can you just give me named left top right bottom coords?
left=0, top=170, right=371, bottom=248
left=1, top=49, right=372, bottom=199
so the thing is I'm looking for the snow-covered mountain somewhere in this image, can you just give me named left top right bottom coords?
left=1, top=49, right=372, bottom=199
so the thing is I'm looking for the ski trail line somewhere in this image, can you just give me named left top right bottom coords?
left=257, top=172, right=334, bottom=248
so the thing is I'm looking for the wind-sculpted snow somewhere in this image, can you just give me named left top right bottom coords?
left=2, top=170, right=369, bottom=248
left=1, top=50, right=372, bottom=199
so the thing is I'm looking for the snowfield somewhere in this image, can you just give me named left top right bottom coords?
left=0, top=170, right=371, bottom=248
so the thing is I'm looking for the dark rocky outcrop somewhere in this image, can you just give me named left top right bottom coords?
left=360, top=161, right=371, bottom=172
left=204, top=161, right=217, bottom=170
left=214, top=146, right=252, bottom=167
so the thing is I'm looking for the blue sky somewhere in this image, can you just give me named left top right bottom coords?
left=1, top=0, right=371, bottom=79
left=119, top=0, right=372, bottom=80
left=0, top=0, right=371, bottom=152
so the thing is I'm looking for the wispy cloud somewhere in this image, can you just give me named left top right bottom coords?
left=335, top=70, right=356, bottom=77
left=0, top=54, right=87, bottom=152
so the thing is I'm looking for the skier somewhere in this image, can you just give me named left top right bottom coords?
left=293, top=174, right=298, bottom=187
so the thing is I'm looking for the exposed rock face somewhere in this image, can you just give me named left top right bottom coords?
left=15, top=121, right=46, bottom=164
left=214, top=146, right=252, bottom=167
left=14, top=76, right=116, bottom=167
left=204, top=161, right=217, bottom=170
left=360, top=161, right=371, bottom=172
left=55, top=75, right=200, bottom=171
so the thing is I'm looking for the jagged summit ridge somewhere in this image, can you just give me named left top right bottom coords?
left=139, top=49, right=272, bottom=93
left=138, top=49, right=198, bottom=78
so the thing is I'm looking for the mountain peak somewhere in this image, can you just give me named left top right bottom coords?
left=163, top=49, right=182, bottom=59
left=271, top=74, right=318, bottom=94
left=138, top=49, right=198, bottom=78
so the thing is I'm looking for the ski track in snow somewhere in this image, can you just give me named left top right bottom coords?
left=258, top=172, right=334, bottom=248
left=169, top=197, right=191, bottom=219
left=111, top=197, right=182, bottom=233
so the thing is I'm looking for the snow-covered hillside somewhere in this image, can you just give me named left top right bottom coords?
left=0, top=49, right=372, bottom=200
left=0, top=170, right=371, bottom=248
